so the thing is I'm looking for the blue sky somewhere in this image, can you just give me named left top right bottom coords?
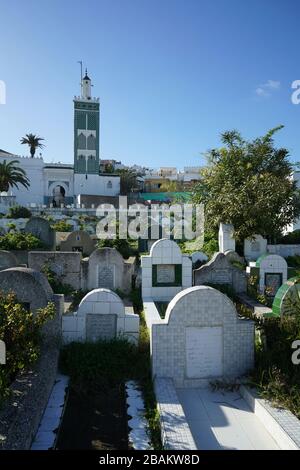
left=0, top=0, right=299, bottom=167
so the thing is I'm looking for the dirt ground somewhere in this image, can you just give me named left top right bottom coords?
left=55, top=384, right=129, bottom=450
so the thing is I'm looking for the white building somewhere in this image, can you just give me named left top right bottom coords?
left=0, top=70, right=120, bottom=209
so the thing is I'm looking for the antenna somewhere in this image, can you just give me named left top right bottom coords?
left=77, top=60, right=83, bottom=95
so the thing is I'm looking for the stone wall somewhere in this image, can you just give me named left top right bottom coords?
left=28, top=251, right=82, bottom=290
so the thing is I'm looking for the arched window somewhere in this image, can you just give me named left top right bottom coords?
left=107, top=180, right=112, bottom=189
left=87, top=134, right=96, bottom=150
left=78, top=133, right=86, bottom=149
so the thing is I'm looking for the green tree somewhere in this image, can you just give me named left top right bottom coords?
left=20, top=133, right=45, bottom=158
left=116, top=168, right=140, bottom=195
left=0, top=159, right=30, bottom=192
left=192, top=126, right=300, bottom=242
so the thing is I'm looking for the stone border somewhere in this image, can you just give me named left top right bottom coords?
left=126, top=381, right=151, bottom=450
left=154, top=378, right=196, bottom=450
left=31, top=374, right=69, bottom=450
left=240, top=385, right=300, bottom=450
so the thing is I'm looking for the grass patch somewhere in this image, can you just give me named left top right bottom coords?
left=59, top=300, right=162, bottom=449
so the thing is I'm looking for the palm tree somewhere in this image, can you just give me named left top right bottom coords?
left=20, top=133, right=45, bottom=158
left=0, top=159, right=30, bottom=192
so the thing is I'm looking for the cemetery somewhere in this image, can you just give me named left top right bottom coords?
left=0, top=211, right=300, bottom=450
left=0, top=217, right=300, bottom=450
left=0, top=212, right=300, bottom=450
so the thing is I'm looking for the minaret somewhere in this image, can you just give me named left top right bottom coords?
left=73, top=68, right=100, bottom=175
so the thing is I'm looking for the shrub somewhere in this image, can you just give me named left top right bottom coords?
left=0, top=231, right=43, bottom=250
left=69, top=289, right=88, bottom=311
left=251, top=314, right=300, bottom=418
left=97, top=238, right=136, bottom=259
left=7, top=205, right=32, bottom=219
left=285, top=255, right=300, bottom=268
left=42, top=264, right=74, bottom=295
left=201, top=230, right=219, bottom=258
left=0, top=292, right=55, bottom=402
left=51, top=220, right=73, bottom=232
left=279, top=230, right=300, bottom=245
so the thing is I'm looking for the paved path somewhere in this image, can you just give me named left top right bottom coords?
left=177, top=388, right=280, bottom=450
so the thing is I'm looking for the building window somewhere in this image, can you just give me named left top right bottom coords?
left=87, top=134, right=96, bottom=150
left=78, top=133, right=86, bottom=149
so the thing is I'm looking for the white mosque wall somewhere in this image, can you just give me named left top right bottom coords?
left=0, top=154, right=45, bottom=206
left=74, top=173, right=120, bottom=197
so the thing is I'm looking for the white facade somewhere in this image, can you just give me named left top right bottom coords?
left=0, top=152, right=120, bottom=207
left=74, top=173, right=120, bottom=197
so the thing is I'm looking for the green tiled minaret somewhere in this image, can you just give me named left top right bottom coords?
left=74, top=69, right=100, bottom=174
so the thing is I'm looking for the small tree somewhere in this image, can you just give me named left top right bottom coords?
left=193, top=126, right=300, bottom=242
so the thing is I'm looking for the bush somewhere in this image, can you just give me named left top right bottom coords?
left=69, top=289, right=88, bottom=311
left=278, top=230, right=300, bottom=245
left=0, top=292, right=55, bottom=402
left=51, top=220, right=73, bottom=232
left=201, top=230, right=219, bottom=258
left=0, top=231, right=43, bottom=250
left=97, top=238, right=136, bottom=259
left=251, top=315, right=300, bottom=418
left=285, top=255, right=300, bottom=268
left=7, top=206, right=32, bottom=219
left=42, top=264, right=74, bottom=295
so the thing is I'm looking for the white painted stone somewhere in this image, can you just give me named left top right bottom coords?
left=219, top=223, right=235, bottom=253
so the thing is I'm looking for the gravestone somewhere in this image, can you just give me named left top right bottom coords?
left=0, top=267, right=53, bottom=313
left=150, top=286, right=254, bottom=387
left=25, top=217, right=55, bottom=249
left=194, top=252, right=247, bottom=293
left=272, top=277, right=300, bottom=316
left=60, top=230, right=96, bottom=256
left=87, top=248, right=135, bottom=293
left=141, top=239, right=192, bottom=301
left=218, top=223, right=235, bottom=253
left=244, top=235, right=267, bottom=261
left=255, top=254, right=287, bottom=296
left=62, top=289, right=139, bottom=344
left=0, top=250, right=18, bottom=271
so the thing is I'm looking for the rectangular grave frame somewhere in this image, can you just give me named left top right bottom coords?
left=152, top=264, right=182, bottom=287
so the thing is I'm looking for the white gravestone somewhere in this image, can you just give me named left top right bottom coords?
left=219, top=223, right=235, bottom=253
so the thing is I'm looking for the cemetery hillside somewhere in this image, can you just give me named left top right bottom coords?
left=1, top=0, right=300, bottom=462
